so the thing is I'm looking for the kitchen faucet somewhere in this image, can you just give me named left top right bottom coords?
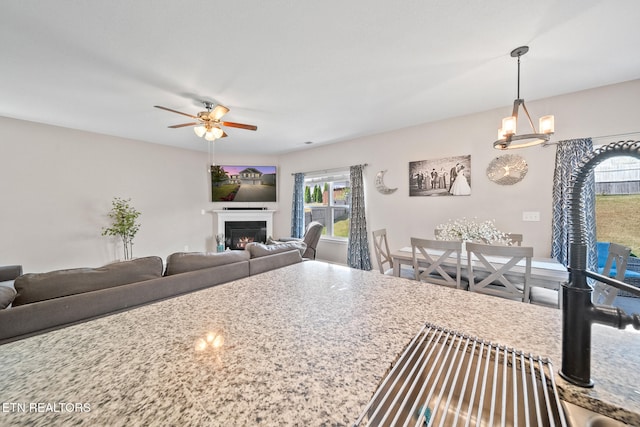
left=560, top=140, right=640, bottom=388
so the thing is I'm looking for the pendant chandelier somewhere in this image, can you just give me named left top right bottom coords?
left=494, top=46, right=555, bottom=150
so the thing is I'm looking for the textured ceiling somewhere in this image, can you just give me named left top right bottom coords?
left=2, top=1, right=640, bottom=155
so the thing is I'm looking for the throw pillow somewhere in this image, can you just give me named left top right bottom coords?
left=0, top=286, right=17, bottom=309
left=164, top=250, right=250, bottom=276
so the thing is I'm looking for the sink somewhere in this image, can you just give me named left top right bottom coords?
left=354, top=323, right=567, bottom=426
left=561, top=401, right=630, bottom=427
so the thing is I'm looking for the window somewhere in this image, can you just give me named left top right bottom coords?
left=594, top=147, right=640, bottom=256
left=304, top=171, right=350, bottom=239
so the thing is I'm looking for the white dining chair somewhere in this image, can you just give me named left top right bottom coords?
left=372, top=229, right=416, bottom=279
left=466, top=242, right=533, bottom=302
left=506, top=233, right=523, bottom=246
left=593, top=242, right=631, bottom=306
left=411, top=237, right=466, bottom=289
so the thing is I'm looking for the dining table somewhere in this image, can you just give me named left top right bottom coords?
left=390, top=246, right=569, bottom=291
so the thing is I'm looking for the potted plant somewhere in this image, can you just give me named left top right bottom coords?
left=101, top=197, right=141, bottom=260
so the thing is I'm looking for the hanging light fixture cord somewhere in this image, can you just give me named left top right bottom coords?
left=516, top=52, right=521, bottom=99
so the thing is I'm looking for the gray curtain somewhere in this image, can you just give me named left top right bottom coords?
left=291, top=173, right=305, bottom=238
left=347, top=164, right=372, bottom=270
left=551, top=138, right=597, bottom=273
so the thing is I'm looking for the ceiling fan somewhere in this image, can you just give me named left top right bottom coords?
left=154, top=101, right=257, bottom=141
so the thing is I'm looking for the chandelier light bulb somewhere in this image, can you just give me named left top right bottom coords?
left=539, top=115, right=555, bottom=134
left=501, top=116, right=516, bottom=136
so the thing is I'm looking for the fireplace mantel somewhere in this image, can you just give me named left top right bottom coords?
left=213, top=209, right=275, bottom=241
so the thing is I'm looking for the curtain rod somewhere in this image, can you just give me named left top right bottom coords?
left=291, top=163, right=368, bottom=176
left=543, top=131, right=640, bottom=147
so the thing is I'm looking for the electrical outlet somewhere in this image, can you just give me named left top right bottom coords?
left=522, top=211, right=540, bottom=222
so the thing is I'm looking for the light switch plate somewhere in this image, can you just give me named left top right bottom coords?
left=522, top=211, right=540, bottom=222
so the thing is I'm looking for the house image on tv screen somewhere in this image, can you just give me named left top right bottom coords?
left=211, top=165, right=277, bottom=202
left=227, top=167, right=274, bottom=185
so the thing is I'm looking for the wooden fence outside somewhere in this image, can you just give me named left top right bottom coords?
left=595, top=180, right=640, bottom=195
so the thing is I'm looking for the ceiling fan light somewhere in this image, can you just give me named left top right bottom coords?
left=539, top=115, right=555, bottom=134
left=194, top=125, right=206, bottom=138
left=204, top=131, right=217, bottom=141
left=211, top=126, right=224, bottom=139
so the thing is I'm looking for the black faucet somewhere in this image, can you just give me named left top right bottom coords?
left=560, top=140, right=640, bottom=388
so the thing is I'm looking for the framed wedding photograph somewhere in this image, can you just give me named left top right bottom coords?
left=409, top=155, right=471, bottom=197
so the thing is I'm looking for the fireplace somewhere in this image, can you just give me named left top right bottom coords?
left=213, top=209, right=275, bottom=251
left=225, top=221, right=267, bottom=249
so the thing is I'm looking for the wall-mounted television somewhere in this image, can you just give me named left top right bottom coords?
left=211, top=165, right=277, bottom=202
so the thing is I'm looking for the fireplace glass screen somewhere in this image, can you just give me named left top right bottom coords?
left=225, top=221, right=267, bottom=250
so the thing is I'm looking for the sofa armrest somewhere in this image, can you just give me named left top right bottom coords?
left=0, top=265, right=22, bottom=282
left=277, top=237, right=302, bottom=243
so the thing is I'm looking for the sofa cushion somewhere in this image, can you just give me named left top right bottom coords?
left=0, top=265, right=23, bottom=282
left=165, top=250, right=250, bottom=276
left=246, top=242, right=307, bottom=258
left=0, top=286, right=17, bottom=309
left=248, top=249, right=303, bottom=276
left=13, top=256, right=163, bottom=306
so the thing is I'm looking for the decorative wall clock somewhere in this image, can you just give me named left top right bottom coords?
left=486, top=154, right=528, bottom=185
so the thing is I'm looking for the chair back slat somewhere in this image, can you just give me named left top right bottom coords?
left=466, top=242, right=533, bottom=302
left=372, top=229, right=392, bottom=274
left=411, top=237, right=464, bottom=289
left=593, top=242, right=631, bottom=305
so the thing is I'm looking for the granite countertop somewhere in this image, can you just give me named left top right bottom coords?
left=1, top=261, right=639, bottom=426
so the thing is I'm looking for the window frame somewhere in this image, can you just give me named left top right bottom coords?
left=303, top=170, right=351, bottom=241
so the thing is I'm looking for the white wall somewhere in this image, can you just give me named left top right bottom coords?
left=0, top=117, right=278, bottom=272
left=276, top=79, right=640, bottom=264
left=2, top=79, right=639, bottom=272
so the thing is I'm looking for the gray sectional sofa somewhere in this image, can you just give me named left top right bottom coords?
left=0, top=243, right=304, bottom=344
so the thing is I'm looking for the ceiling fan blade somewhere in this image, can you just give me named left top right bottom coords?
left=210, top=105, right=229, bottom=120
left=154, top=105, right=198, bottom=119
left=221, top=131, right=228, bottom=138
left=222, top=121, right=258, bottom=131
left=168, top=122, right=198, bottom=128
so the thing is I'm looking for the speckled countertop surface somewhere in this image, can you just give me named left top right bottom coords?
left=1, top=261, right=639, bottom=426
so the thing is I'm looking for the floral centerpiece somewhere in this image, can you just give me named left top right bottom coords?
left=435, top=217, right=512, bottom=245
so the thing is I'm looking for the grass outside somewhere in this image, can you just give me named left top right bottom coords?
left=596, top=194, right=640, bottom=256
left=334, top=219, right=349, bottom=238
left=211, top=184, right=240, bottom=201
left=320, top=219, right=350, bottom=238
